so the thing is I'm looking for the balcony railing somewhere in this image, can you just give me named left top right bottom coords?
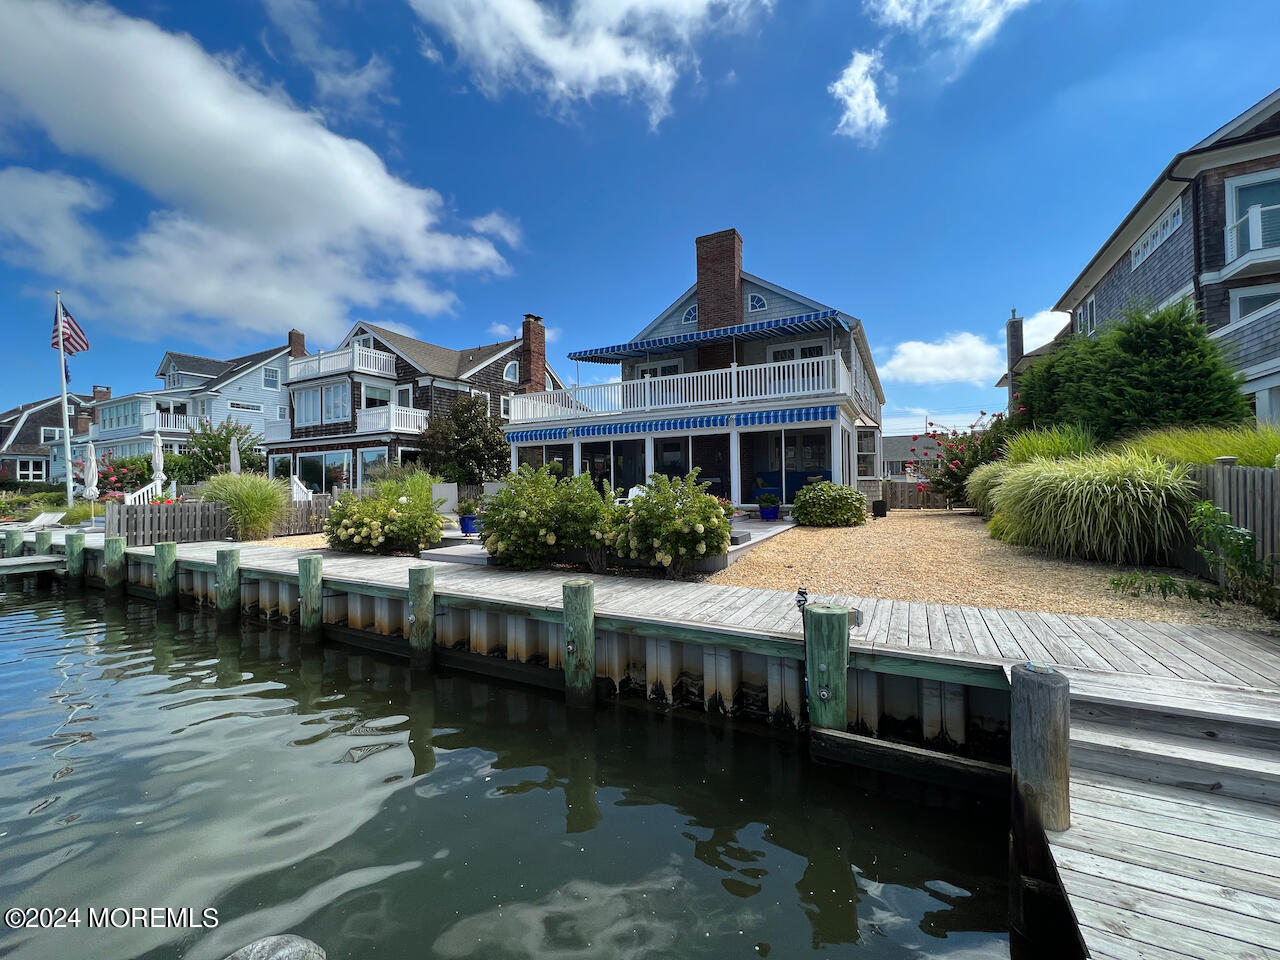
left=510, top=354, right=852, bottom=424
left=286, top=344, right=397, bottom=382
left=1226, top=203, right=1280, bottom=262
left=263, top=419, right=291, bottom=442
left=356, top=404, right=428, bottom=434
left=90, top=412, right=207, bottom=440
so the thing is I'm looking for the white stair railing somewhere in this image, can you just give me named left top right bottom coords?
left=125, top=479, right=163, bottom=505
left=290, top=474, right=313, bottom=502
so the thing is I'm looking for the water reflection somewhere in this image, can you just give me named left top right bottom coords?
left=0, top=587, right=1008, bottom=960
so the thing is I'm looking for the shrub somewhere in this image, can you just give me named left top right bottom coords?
left=327, top=473, right=446, bottom=553
left=755, top=492, right=780, bottom=507
left=612, top=471, right=731, bottom=578
left=1004, top=424, right=1096, bottom=464
left=551, top=473, right=620, bottom=573
left=911, top=410, right=1030, bottom=503
left=791, top=482, right=868, bottom=527
left=457, top=497, right=482, bottom=516
left=965, top=461, right=1010, bottom=519
left=1121, top=424, right=1280, bottom=468
left=200, top=473, right=290, bottom=541
left=186, top=418, right=265, bottom=480
left=418, top=394, right=510, bottom=484
left=988, top=452, right=1196, bottom=564
left=59, top=503, right=95, bottom=526
left=480, top=465, right=562, bottom=569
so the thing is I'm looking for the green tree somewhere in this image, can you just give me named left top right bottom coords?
left=418, top=394, right=510, bottom=484
left=1020, top=300, right=1250, bottom=441
left=185, top=418, right=266, bottom=481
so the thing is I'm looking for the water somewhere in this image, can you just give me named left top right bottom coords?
left=0, top=585, right=1009, bottom=960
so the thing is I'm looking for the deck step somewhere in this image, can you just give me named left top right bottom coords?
left=1070, top=721, right=1280, bottom=805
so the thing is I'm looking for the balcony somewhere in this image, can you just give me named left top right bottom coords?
left=510, top=354, right=852, bottom=424
left=286, top=344, right=397, bottom=382
left=1223, top=202, right=1280, bottom=279
left=89, top=412, right=207, bottom=440
left=263, top=419, right=291, bottom=442
left=355, top=404, right=428, bottom=434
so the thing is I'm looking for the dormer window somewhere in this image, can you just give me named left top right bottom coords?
left=748, top=294, right=767, bottom=312
left=545, top=372, right=553, bottom=390
left=503, top=360, right=519, bottom=382
left=682, top=305, right=697, bottom=324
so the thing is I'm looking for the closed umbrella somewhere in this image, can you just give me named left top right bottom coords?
left=151, top=432, right=166, bottom=488
left=229, top=436, right=241, bottom=475
left=83, top=442, right=100, bottom=520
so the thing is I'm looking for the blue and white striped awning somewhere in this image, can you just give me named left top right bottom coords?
left=567, top=311, right=845, bottom=363
left=735, top=405, right=838, bottom=426
left=575, top=415, right=730, bottom=438
left=505, top=427, right=572, bottom=443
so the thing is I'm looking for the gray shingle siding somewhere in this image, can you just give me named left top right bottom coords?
left=1214, top=303, right=1280, bottom=372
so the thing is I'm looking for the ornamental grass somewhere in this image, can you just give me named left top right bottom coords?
left=200, top=472, right=290, bottom=541
left=964, top=460, right=1010, bottom=518
left=1004, top=424, right=1096, bottom=465
left=988, top=452, right=1196, bottom=565
left=1119, top=424, right=1280, bottom=468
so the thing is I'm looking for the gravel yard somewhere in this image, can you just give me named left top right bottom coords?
left=708, top=509, right=1279, bottom=633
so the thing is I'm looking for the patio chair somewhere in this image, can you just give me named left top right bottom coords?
left=615, top=485, right=646, bottom=505
left=22, top=511, right=66, bottom=531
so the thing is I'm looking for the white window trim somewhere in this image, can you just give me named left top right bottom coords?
left=40, top=427, right=65, bottom=443
left=500, top=395, right=512, bottom=418
left=1230, top=282, right=1280, bottom=325
left=682, top=304, right=697, bottom=324
left=228, top=400, right=264, bottom=412
left=636, top=358, right=684, bottom=379
left=294, top=386, right=322, bottom=426
left=768, top=338, right=827, bottom=362
left=363, top=385, right=392, bottom=408
left=748, top=293, right=767, bottom=312
left=503, top=360, right=519, bottom=383
left=396, top=385, right=413, bottom=408
left=1130, top=196, right=1183, bottom=271
left=1086, top=295, right=1097, bottom=334
left=263, top=366, right=281, bottom=390
left=16, top=458, right=47, bottom=482
left=277, top=405, right=288, bottom=420
left=357, top=446, right=390, bottom=486
left=1225, top=166, right=1280, bottom=229
left=268, top=453, right=292, bottom=479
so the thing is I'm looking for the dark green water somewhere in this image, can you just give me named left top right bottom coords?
left=0, top=585, right=1009, bottom=960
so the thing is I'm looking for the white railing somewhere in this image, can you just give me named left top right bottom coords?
left=510, top=354, right=853, bottom=423
left=1226, top=203, right=1280, bottom=262
left=290, top=475, right=312, bottom=502
left=286, top=344, right=397, bottom=381
left=356, top=404, right=428, bottom=434
left=124, top=479, right=163, bottom=505
left=142, top=412, right=205, bottom=433
left=263, top=419, right=291, bottom=442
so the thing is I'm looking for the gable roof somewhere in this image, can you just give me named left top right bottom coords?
left=352, top=321, right=521, bottom=380
left=154, top=351, right=232, bottom=379
left=0, top=393, right=93, bottom=452
left=195, top=345, right=290, bottom=394
left=882, top=434, right=943, bottom=462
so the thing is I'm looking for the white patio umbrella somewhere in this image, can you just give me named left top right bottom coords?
left=151, top=431, right=166, bottom=488
left=83, top=442, right=100, bottom=520
left=229, top=436, right=242, bottom=475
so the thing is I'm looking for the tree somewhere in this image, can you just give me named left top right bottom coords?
left=418, top=394, right=510, bottom=484
left=185, top=418, right=266, bottom=480
left=1019, top=300, right=1250, bottom=442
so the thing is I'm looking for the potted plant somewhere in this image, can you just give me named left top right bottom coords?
left=756, top=493, right=781, bottom=521
left=457, top=497, right=483, bottom=536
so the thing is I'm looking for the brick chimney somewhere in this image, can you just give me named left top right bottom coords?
left=695, top=228, right=742, bottom=369
left=1005, top=309, right=1023, bottom=414
left=288, top=328, right=307, bottom=358
left=73, top=409, right=92, bottom=435
left=91, top=385, right=111, bottom=424
left=518, top=314, right=546, bottom=394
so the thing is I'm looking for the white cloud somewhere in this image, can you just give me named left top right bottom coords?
left=470, top=211, right=522, bottom=247
left=488, top=321, right=516, bottom=337
left=1021, top=308, right=1068, bottom=350
left=406, top=0, right=774, bottom=128
left=864, top=0, right=1034, bottom=56
left=829, top=49, right=890, bottom=144
left=879, top=332, right=1004, bottom=387
left=544, top=325, right=561, bottom=343
left=0, top=0, right=508, bottom=346
left=263, top=0, right=395, bottom=122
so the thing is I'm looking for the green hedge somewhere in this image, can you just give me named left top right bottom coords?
left=790, top=482, right=868, bottom=527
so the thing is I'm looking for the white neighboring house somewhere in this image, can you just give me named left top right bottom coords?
left=507, top=229, right=885, bottom=506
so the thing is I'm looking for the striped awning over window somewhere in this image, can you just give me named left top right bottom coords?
left=505, top=427, right=572, bottom=443
left=567, top=310, right=846, bottom=363
left=507, top=408, right=838, bottom=443
left=735, top=405, right=838, bottom=426
left=575, top=415, right=730, bottom=438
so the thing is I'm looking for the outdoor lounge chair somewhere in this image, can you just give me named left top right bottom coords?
left=20, top=512, right=66, bottom=531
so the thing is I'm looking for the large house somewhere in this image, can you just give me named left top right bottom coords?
left=506, top=228, right=884, bottom=505
left=881, top=434, right=943, bottom=479
left=0, top=390, right=98, bottom=483
left=1003, top=87, right=1280, bottom=417
left=64, top=336, right=303, bottom=471
left=262, top=318, right=566, bottom=491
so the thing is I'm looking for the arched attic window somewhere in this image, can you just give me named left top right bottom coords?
left=503, top=360, right=519, bottom=382
left=682, top=304, right=697, bottom=324
left=748, top=294, right=767, bottom=312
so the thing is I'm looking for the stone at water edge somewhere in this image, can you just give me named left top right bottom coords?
left=222, top=935, right=326, bottom=960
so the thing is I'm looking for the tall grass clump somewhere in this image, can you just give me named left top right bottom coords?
left=200, top=473, right=290, bottom=540
left=965, top=461, right=1010, bottom=518
left=1004, top=424, right=1096, bottom=465
left=1121, top=424, right=1280, bottom=468
left=989, top=452, right=1195, bottom=564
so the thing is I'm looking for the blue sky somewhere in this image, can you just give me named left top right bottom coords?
left=0, top=0, right=1277, bottom=435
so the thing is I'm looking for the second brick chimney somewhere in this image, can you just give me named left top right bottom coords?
left=288, top=328, right=307, bottom=358
left=695, top=228, right=742, bottom=369
left=518, top=314, right=547, bottom=394
left=91, top=385, right=111, bottom=424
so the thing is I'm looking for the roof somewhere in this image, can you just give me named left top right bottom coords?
left=154, top=351, right=233, bottom=378
left=1055, top=86, right=1280, bottom=314
left=195, top=345, right=289, bottom=393
left=882, top=434, right=944, bottom=462
left=568, top=310, right=846, bottom=363
left=355, top=321, right=519, bottom=380
left=0, top=393, right=92, bottom=423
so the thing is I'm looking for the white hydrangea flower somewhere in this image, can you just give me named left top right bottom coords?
left=694, top=523, right=704, bottom=534
left=398, top=496, right=408, bottom=504
left=696, top=542, right=706, bottom=554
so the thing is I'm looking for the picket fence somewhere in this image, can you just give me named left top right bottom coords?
left=105, top=501, right=230, bottom=547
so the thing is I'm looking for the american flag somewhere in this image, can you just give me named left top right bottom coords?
left=51, top=300, right=89, bottom=354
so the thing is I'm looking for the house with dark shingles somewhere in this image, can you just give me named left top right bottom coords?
left=262, top=317, right=565, bottom=491
left=64, top=336, right=303, bottom=471
left=505, top=228, right=885, bottom=505
left=1001, top=87, right=1280, bottom=418
left=0, top=391, right=96, bottom=483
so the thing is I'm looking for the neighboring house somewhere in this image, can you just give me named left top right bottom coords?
left=67, top=334, right=304, bottom=465
left=506, top=228, right=885, bottom=505
left=1003, top=87, right=1280, bottom=417
left=262, top=318, right=567, bottom=491
left=0, top=391, right=97, bottom=483
left=881, top=434, right=943, bottom=479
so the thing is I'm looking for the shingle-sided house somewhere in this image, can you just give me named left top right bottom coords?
left=262, top=317, right=566, bottom=491
left=506, top=229, right=885, bottom=505
left=65, top=336, right=303, bottom=470
left=1003, top=87, right=1280, bottom=418
left=881, top=434, right=943, bottom=479
left=0, top=391, right=96, bottom=483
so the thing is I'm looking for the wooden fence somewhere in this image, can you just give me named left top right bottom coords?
left=884, top=480, right=951, bottom=510
left=276, top=495, right=334, bottom=536
left=105, top=501, right=230, bottom=547
left=1172, top=463, right=1280, bottom=581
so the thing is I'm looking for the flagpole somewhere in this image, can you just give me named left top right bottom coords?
left=56, top=290, right=74, bottom=510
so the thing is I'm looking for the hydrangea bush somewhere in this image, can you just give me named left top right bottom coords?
left=552, top=472, right=621, bottom=573
left=325, top=472, right=445, bottom=554
left=479, top=465, right=562, bottom=568
left=790, top=481, right=868, bottom=527
left=612, top=471, right=730, bottom=578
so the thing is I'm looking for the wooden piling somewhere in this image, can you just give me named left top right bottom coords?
left=64, top=531, right=85, bottom=584
left=562, top=578, right=596, bottom=710
left=408, top=565, right=434, bottom=668
left=33, top=530, right=52, bottom=555
left=803, top=604, right=849, bottom=731
left=216, top=548, right=240, bottom=623
left=103, top=536, right=126, bottom=593
left=4, top=529, right=23, bottom=558
left=298, top=554, right=323, bottom=639
left=154, top=541, right=177, bottom=608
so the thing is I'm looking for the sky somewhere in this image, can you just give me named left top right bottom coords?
left=0, top=0, right=1277, bottom=436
